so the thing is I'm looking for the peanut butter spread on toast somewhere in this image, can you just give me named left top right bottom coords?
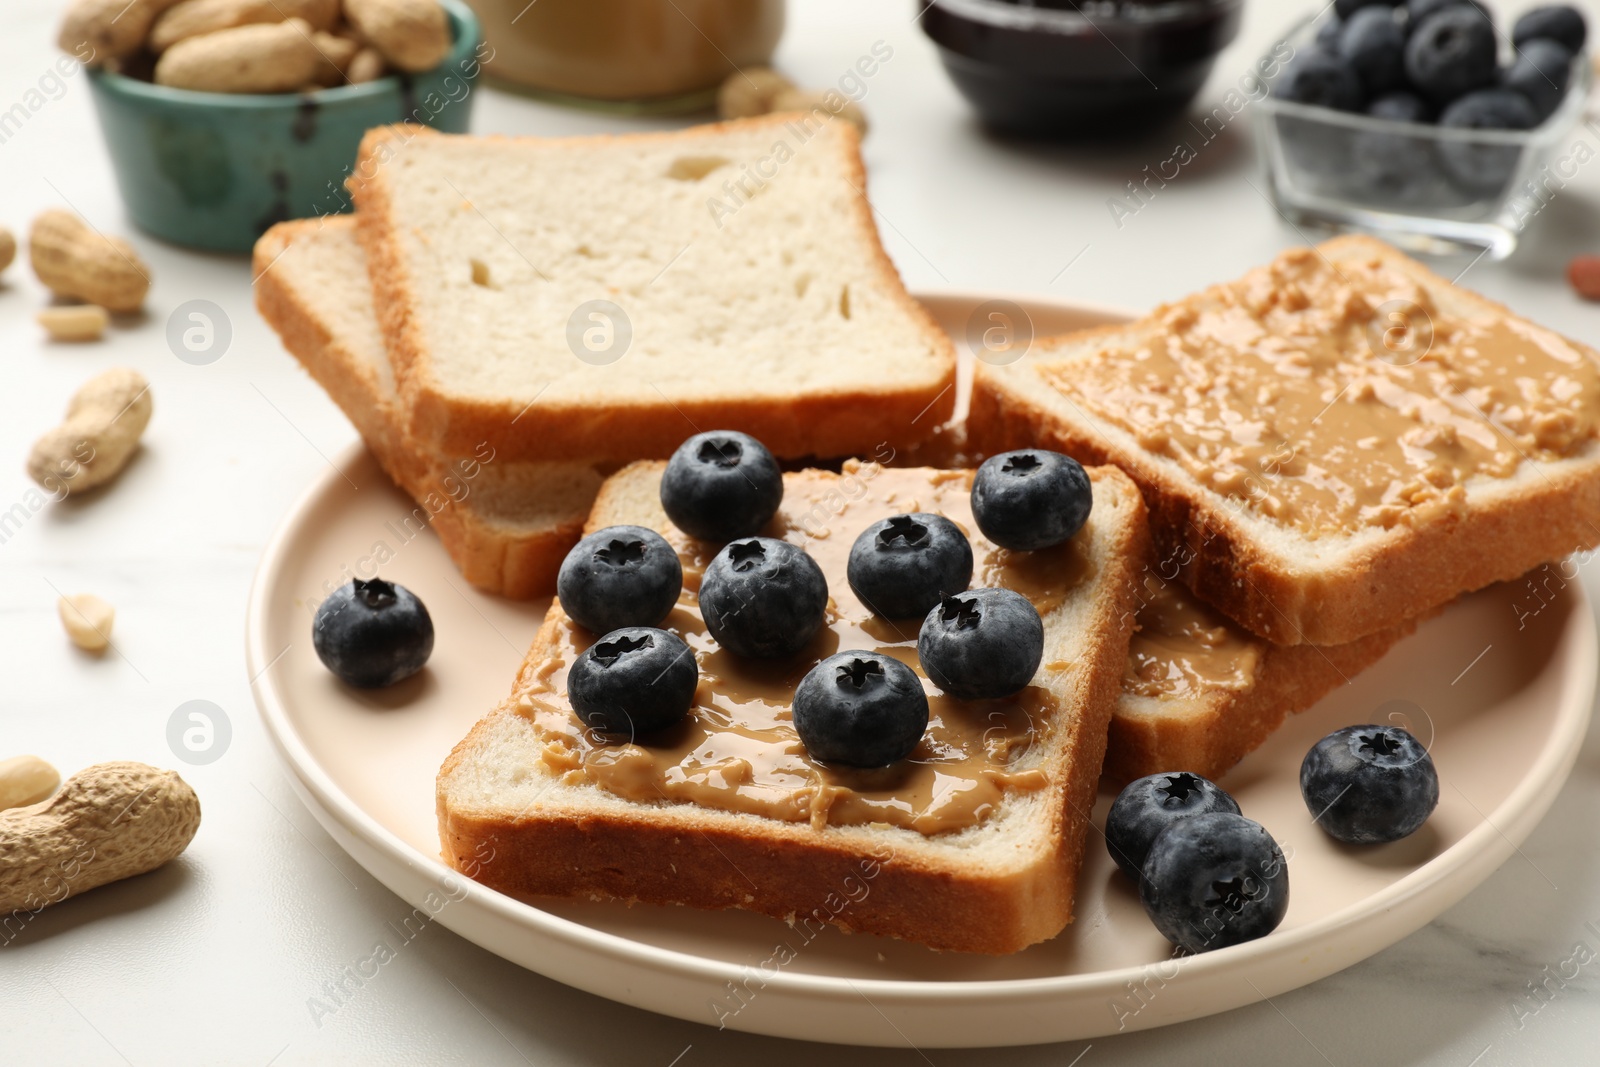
left=1125, top=578, right=1260, bottom=699
left=519, top=464, right=1091, bottom=835
left=1046, top=248, right=1600, bottom=538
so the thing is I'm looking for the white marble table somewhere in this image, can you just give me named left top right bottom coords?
left=4, top=0, right=1599, bottom=1063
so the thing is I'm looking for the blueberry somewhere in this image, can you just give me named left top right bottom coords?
left=568, top=626, right=698, bottom=736
left=1334, top=0, right=1396, bottom=18
left=1353, top=94, right=1438, bottom=200
left=1139, top=812, right=1290, bottom=954
left=1437, top=88, right=1540, bottom=196
left=971, top=450, right=1092, bottom=552
left=1366, top=90, right=1435, bottom=122
left=699, top=537, right=827, bottom=659
left=557, top=524, right=683, bottom=635
left=1315, top=17, right=1345, bottom=53
left=793, top=651, right=929, bottom=768
left=917, top=588, right=1043, bottom=700
left=659, top=430, right=783, bottom=542
left=1341, top=6, right=1408, bottom=94
left=1512, top=5, right=1587, bottom=53
left=847, top=513, right=973, bottom=620
left=1106, top=772, right=1242, bottom=883
left=1276, top=50, right=1365, bottom=111
left=1501, top=38, right=1574, bottom=120
left=1405, top=7, right=1497, bottom=103
left=1404, top=0, right=1490, bottom=33
left=312, top=578, right=433, bottom=688
left=1300, top=724, right=1439, bottom=844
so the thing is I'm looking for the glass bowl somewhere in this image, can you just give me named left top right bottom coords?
left=1253, top=14, right=1592, bottom=259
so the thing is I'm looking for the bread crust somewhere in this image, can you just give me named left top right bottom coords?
left=253, top=217, right=586, bottom=599
left=350, top=118, right=957, bottom=464
left=969, top=236, right=1600, bottom=646
left=437, top=462, right=1152, bottom=955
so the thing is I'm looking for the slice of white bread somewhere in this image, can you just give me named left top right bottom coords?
left=969, top=235, right=1600, bottom=646
left=253, top=217, right=605, bottom=599
left=349, top=116, right=957, bottom=464
left=437, top=460, right=1151, bottom=955
left=1108, top=570, right=1418, bottom=784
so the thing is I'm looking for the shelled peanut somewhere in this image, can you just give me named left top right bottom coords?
left=0, top=756, right=60, bottom=811
left=57, top=0, right=455, bottom=91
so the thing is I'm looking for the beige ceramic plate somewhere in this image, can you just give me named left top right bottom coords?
left=247, top=293, right=1597, bottom=1048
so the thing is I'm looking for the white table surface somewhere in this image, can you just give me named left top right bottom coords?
left=5, top=0, right=1600, bottom=1063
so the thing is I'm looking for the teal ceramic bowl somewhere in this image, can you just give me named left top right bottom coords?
left=88, top=0, right=481, bottom=253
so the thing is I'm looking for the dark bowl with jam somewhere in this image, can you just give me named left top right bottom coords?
left=920, top=0, right=1243, bottom=137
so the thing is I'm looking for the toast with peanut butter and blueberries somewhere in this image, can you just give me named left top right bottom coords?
left=969, top=235, right=1600, bottom=646
left=253, top=216, right=606, bottom=599
left=437, top=456, right=1150, bottom=955
left=348, top=116, right=956, bottom=464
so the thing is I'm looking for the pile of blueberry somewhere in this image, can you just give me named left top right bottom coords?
left=554, top=431, right=1096, bottom=769
left=1278, top=2, right=1587, bottom=200
left=1110, top=723, right=1438, bottom=953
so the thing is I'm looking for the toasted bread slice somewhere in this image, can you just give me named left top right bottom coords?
left=253, top=217, right=605, bottom=599
left=970, top=235, right=1600, bottom=646
left=437, top=460, right=1150, bottom=955
left=1109, top=571, right=1418, bottom=784
left=350, top=116, right=956, bottom=464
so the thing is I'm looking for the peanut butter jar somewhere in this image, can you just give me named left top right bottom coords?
left=466, top=0, right=784, bottom=112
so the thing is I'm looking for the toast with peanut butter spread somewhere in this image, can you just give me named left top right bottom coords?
left=970, top=236, right=1600, bottom=646
left=1110, top=571, right=1418, bottom=783
left=253, top=216, right=606, bottom=599
left=437, top=460, right=1150, bottom=955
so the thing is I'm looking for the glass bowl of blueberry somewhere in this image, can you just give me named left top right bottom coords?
left=1256, top=1, right=1591, bottom=259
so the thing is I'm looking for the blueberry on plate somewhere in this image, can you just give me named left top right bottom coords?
left=313, top=578, right=434, bottom=688
left=1437, top=88, right=1540, bottom=196
left=1140, top=812, right=1290, bottom=954
left=1106, top=772, right=1241, bottom=883
left=568, top=626, right=699, bottom=737
left=699, top=537, right=828, bottom=659
left=971, top=449, right=1093, bottom=552
left=793, top=651, right=929, bottom=767
left=1512, top=5, right=1587, bottom=53
left=1276, top=50, right=1365, bottom=111
left=659, top=430, right=783, bottom=542
left=917, top=588, right=1043, bottom=700
left=1500, top=38, right=1574, bottom=120
left=847, top=513, right=973, bottom=620
left=1405, top=7, right=1498, bottom=103
left=1366, top=90, right=1435, bottom=122
left=557, top=524, right=683, bottom=635
left=1300, top=724, right=1439, bottom=844
left=1340, top=6, right=1408, bottom=95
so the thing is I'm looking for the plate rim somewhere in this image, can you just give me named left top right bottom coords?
left=246, top=289, right=1599, bottom=1018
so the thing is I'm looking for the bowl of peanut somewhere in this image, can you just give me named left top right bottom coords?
left=64, top=0, right=483, bottom=253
